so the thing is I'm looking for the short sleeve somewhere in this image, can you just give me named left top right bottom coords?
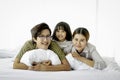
left=16, top=40, right=36, bottom=60
left=49, top=41, right=66, bottom=61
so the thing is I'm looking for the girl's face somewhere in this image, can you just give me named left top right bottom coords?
left=72, top=34, right=87, bottom=52
left=33, top=29, right=51, bottom=50
left=55, top=29, right=66, bottom=42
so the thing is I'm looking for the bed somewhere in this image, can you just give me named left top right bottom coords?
left=0, top=50, right=120, bottom=80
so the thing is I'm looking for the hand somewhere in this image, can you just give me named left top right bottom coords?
left=72, top=52, right=81, bottom=60
left=28, top=66, right=34, bottom=70
left=32, top=62, right=38, bottom=66
left=33, top=63, right=47, bottom=71
left=41, top=60, right=51, bottom=66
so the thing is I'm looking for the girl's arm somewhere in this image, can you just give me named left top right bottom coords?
left=91, top=48, right=107, bottom=70
left=72, top=52, right=94, bottom=67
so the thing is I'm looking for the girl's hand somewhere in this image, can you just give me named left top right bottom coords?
left=72, top=52, right=81, bottom=60
left=72, top=52, right=79, bottom=57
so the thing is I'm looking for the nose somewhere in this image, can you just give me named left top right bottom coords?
left=43, top=37, right=48, bottom=41
left=58, top=32, right=62, bottom=35
left=77, top=41, right=81, bottom=45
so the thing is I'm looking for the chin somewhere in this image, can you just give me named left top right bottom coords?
left=40, top=46, right=48, bottom=50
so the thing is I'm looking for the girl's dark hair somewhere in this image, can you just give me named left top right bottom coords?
left=52, top=21, right=72, bottom=41
left=31, top=23, right=51, bottom=43
left=73, top=27, right=90, bottom=41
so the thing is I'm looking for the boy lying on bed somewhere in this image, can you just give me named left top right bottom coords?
left=13, top=23, right=71, bottom=71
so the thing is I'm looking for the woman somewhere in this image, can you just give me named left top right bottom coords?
left=13, top=22, right=71, bottom=71
left=65, top=27, right=106, bottom=70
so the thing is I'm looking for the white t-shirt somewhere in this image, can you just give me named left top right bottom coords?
left=55, top=40, right=72, bottom=55
left=20, top=49, right=61, bottom=66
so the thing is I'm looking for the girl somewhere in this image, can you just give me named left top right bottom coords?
left=65, top=27, right=107, bottom=70
left=52, top=21, right=72, bottom=54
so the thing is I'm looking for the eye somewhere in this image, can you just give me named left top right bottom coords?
left=74, top=38, right=78, bottom=41
left=56, top=30, right=59, bottom=32
left=80, top=39, right=85, bottom=42
left=62, top=30, right=65, bottom=33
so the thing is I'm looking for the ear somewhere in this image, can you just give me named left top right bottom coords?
left=33, top=37, right=37, bottom=42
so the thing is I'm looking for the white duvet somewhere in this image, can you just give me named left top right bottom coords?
left=0, top=57, right=120, bottom=80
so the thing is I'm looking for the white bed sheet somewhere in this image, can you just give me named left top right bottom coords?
left=0, top=58, right=120, bottom=80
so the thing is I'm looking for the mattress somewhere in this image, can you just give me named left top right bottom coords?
left=0, top=57, right=120, bottom=80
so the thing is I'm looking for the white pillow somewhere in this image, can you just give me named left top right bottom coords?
left=66, top=53, right=94, bottom=70
left=20, top=49, right=61, bottom=66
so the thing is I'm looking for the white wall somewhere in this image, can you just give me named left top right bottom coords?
left=96, top=0, right=120, bottom=57
left=0, top=0, right=97, bottom=50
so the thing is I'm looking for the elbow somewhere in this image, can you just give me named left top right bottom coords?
left=65, top=64, right=71, bottom=71
left=94, top=61, right=107, bottom=70
left=13, top=63, right=18, bottom=69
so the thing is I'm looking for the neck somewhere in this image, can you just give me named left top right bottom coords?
left=76, top=49, right=83, bottom=54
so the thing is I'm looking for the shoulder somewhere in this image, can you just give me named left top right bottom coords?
left=24, top=40, right=33, bottom=46
left=49, top=40, right=59, bottom=48
left=84, top=43, right=97, bottom=53
left=16, top=40, right=36, bottom=59
left=86, top=43, right=96, bottom=49
left=23, top=40, right=36, bottom=49
left=64, top=44, right=73, bottom=54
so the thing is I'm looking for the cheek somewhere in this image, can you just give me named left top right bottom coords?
left=48, top=40, right=51, bottom=44
left=72, top=40, right=76, bottom=45
left=81, top=42, right=87, bottom=47
left=63, top=33, right=66, bottom=37
left=56, top=32, right=59, bottom=36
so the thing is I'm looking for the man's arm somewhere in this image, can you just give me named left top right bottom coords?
left=13, top=58, right=28, bottom=70
left=32, top=58, right=71, bottom=71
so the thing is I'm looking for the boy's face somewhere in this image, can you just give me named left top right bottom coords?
left=33, top=29, right=51, bottom=50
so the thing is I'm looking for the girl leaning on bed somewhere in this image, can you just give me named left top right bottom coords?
left=65, top=27, right=107, bottom=70
left=13, top=22, right=71, bottom=71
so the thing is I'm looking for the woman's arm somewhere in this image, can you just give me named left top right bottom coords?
left=72, top=52, right=94, bottom=67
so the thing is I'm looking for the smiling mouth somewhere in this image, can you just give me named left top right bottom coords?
left=41, top=42, right=48, bottom=45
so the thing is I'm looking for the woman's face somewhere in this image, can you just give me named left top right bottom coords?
left=72, top=34, right=87, bottom=52
left=55, top=29, right=66, bottom=42
left=34, top=29, right=51, bottom=50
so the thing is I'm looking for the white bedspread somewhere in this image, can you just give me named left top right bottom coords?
left=0, top=58, right=120, bottom=80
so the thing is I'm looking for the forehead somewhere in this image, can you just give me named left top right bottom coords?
left=74, top=34, right=86, bottom=39
left=40, top=29, right=50, bottom=35
left=56, top=26, right=65, bottom=30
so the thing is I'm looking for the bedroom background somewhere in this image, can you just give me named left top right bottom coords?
left=0, top=0, right=119, bottom=62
